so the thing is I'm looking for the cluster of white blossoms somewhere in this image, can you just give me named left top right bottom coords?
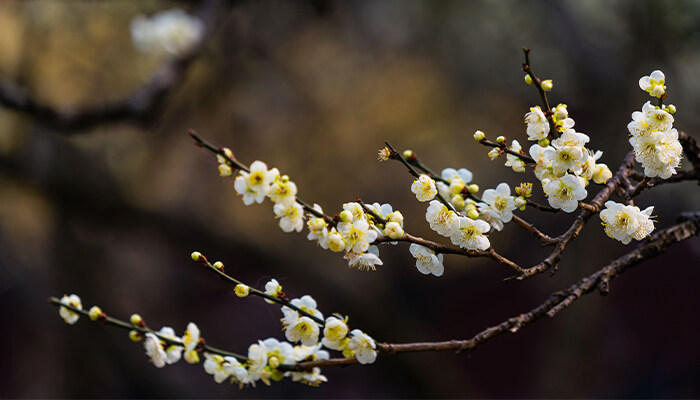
left=221, top=153, right=405, bottom=271
left=482, top=96, right=612, bottom=214
left=57, top=289, right=377, bottom=388
left=628, top=70, right=683, bottom=179
left=131, top=8, right=204, bottom=57
left=599, top=201, right=655, bottom=244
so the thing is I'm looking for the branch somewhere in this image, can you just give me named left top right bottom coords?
left=295, top=212, right=700, bottom=370
left=511, top=214, right=558, bottom=245
left=0, top=0, right=226, bottom=132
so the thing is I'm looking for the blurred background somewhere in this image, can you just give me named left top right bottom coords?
left=0, top=0, right=699, bottom=398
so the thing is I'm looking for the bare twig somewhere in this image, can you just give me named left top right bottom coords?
left=511, top=214, right=558, bottom=245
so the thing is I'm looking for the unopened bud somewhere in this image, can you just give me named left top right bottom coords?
left=384, top=221, right=404, bottom=240
left=467, top=184, right=479, bottom=194
left=389, top=211, right=404, bottom=225
left=130, top=313, right=144, bottom=326
left=524, top=75, right=534, bottom=85
left=402, top=149, right=415, bottom=160
left=538, top=138, right=550, bottom=147
left=212, top=261, right=224, bottom=271
left=234, top=284, right=250, bottom=298
left=339, top=210, right=353, bottom=223
left=467, top=209, right=480, bottom=219
left=541, top=80, right=553, bottom=91
left=450, top=195, right=466, bottom=210
left=184, top=350, right=200, bottom=364
left=473, top=130, right=485, bottom=141
left=222, top=147, right=234, bottom=159
left=514, top=197, right=527, bottom=210
left=129, top=330, right=142, bottom=342
left=191, top=251, right=202, bottom=262
left=89, top=306, right=103, bottom=321
left=496, top=136, right=506, bottom=144
left=268, top=355, right=280, bottom=369
left=665, top=104, right=676, bottom=114
left=218, top=164, right=232, bottom=177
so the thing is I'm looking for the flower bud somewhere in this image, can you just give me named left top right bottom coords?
left=538, top=138, right=550, bottom=147
left=496, top=136, right=506, bottom=144
left=524, top=74, right=534, bottom=85
left=218, top=164, right=232, bottom=177
left=473, top=130, right=485, bottom=141
left=327, top=231, right=346, bottom=252
left=234, top=284, right=249, bottom=298
left=384, top=221, right=404, bottom=240
left=268, top=355, right=280, bottom=369
left=665, top=104, right=676, bottom=114
left=402, top=149, right=415, bottom=160
left=184, top=350, right=200, bottom=364
left=450, top=195, right=466, bottom=210
left=309, top=218, right=326, bottom=232
left=212, top=261, right=224, bottom=271
left=88, top=306, right=103, bottom=321
left=488, top=148, right=500, bottom=160
left=389, top=211, right=404, bottom=225
left=467, top=209, right=479, bottom=219
left=191, top=251, right=202, bottom=262
left=541, top=79, right=553, bottom=91
left=222, top=147, right=234, bottom=159
left=339, top=210, right=353, bottom=223
left=514, top=196, right=527, bottom=210
left=467, top=184, right=479, bottom=194
left=130, top=313, right=144, bottom=326
left=129, top=330, right=142, bottom=342
left=553, top=104, right=568, bottom=120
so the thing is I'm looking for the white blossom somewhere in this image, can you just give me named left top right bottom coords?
left=234, top=161, right=275, bottom=205
left=347, top=329, right=377, bottom=365
left=144, top=333, right=167, bottom=368
left=450, top=216, right=491, bottom=250
left=157, top=326, right=182, bottom=364
left=481, top=183, right=517, bottom=224
left=600, top=201, right=655, bottom=244
left=409, top=244, right=445, bottom=277
left=203, top=353, right=231, bottom=383
left=425, top=200, right=460, bottom=237
left=505, top=140, right=527, bottom=172
left=639, top=70, right=666, bottom=98
left=542, top=175, right=587, bottom=212
left=285, top=316, right=320, bottom=346
left=59, top=294, right=82, bottom=325
left=322, top=316, right=349, bottom=350
left=524, top=106, right=550, bottom=140
left=345, top=245, right=383, bottom=271
left=131, top=8, right=204, bottom=57
left=273, top=201, right=305, bottom=232
left=337, top=218, right=377, bottom=254
left=411, top=174, right=438, bottom=202
left=629, top=128, right=683, bottom=179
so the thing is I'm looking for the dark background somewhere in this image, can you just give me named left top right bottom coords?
left=0, top=0, right=699, bottom=398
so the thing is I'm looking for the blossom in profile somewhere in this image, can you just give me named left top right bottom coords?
left=59, top=294, right=82, bottom=325
left=347, top=329, right=377, bottom=364
left=144, top=333, right=167, bottom=368
left=409, top=244, right=445, bottom=277
left=524, top=106, right=550, bottom=141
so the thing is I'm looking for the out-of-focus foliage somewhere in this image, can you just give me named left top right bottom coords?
left=0, top=0, right=698, bottom=397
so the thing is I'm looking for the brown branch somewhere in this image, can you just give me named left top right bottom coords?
left=511, top=214, right=558, bottom=245
left=0, top=0, right=226, bottom=132
left=295, top=212, right=700, bottom=370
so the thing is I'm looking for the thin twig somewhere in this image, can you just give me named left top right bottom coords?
left=511, top=214, right=558, bottom=245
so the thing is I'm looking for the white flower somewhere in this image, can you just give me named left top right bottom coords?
left=264, top=279, right=283, bottom=304
left=59, top=294, right=82, bottom=325
left=366, top=202, right=395, bottom=221
left=322, top=316, right=349, bottom=350
left=450, top=217, right=491, bottom=250
left=629, top=128, right=683, bottom=179
left=288, top=367, right=327, bottom=387
left=524, top=106, right=550, bottom=140
left=285, top=295, right=324, bottom=323
left=441, top=168, right=473, bottom=196
left=292, top=344, right=330, bottom=363
left=592, top=163, right=613, bottom=184
left=600, top=201, right=655, bottom=244
left=285, top=316, right=321, bottom=346
left=552, top=104, right=575, bottom=132
left=542, top=174, right=587, bottom=212
left=247, top=338, right=295, bottom=385
left=347, top=329, right=377, bottom=365
left=481, top=183, right=517, bottom=224
left=342, top=202, right=365, bottom=222
left=234, top=161, right=275, bottom=205
left=288, top=345, right=329, bottom=385
left=529, top=143, right=556, bottom=181
left=307, top=204, right=329, bottom=247
left=181, top=322, right=200, bottom=351
left=223, top=356, right=251, bottom=388
left=273, top=201, right=304, bottom=232
left=157, top=326, right=182, bottom=364
left=488, top=147, right=501, bottom=160
left=268, top=175, right=297, bottom=206
left=337, top=218, right=378, bottom=254
left=131, top=8, right=204, bottom=57
left=409, top=244, right=445, bottom=277
left=425, top=200, right=460, bottom=237
left=639, top=70, right=666, bottom=98
left=552, top=129, right=590, bottom=148
left=144, top=333, right=167, bottom=368
left=411, top=174, right=437, bottom=202
left=545, top=140, right=588, bottom=176
left=505, top=140, right=526, bottom=172
left=203, top=353, right=231, bottom=383
left=345, top=245, right=383, bottom=271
